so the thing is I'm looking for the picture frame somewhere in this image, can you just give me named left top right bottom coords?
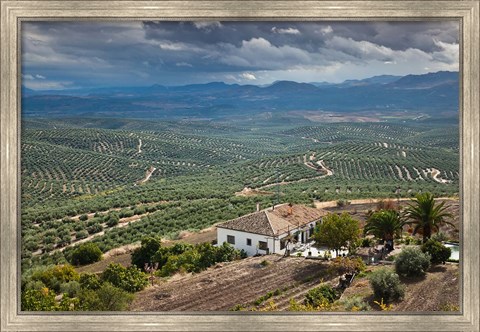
left=1, top=0, right=478, bottom=331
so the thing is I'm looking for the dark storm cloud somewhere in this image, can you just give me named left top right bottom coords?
left=21, top=21, right=459, bottom=89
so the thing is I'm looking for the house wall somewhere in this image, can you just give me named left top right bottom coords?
left=217, top=228, right=276, bottom=256
left=217, top=219, right=319, bottom=257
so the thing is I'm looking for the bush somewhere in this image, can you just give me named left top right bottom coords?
left=106, top=215, right=119, bottom=227
left=304, top=284, right=338, bottom=307
left=329, top=257, right=366, bottom=275
left=21, top=288, right=56, bottom=311
left=30, top=264, right=79, bottom=293
left=431, top=232, right=449, bottom=243
left=341, top=296, right=371, bottom=311
left=86, top=222, right=103, bottom=235
left=395, top=246, right=431, bottom=277
left=421, top=239, right=451, bottom=265
left=75, top=230, right=88, bottom=240
left=94, top=283, right=134, bottom=310
left=77, top=283, right=133, bottom=311
left=360, top=237, right=374, bottom=247
left=79, top=273, right=102, bottom=290
left=69, top=243, right=103, bottom=266
left=59, top=281, right=81, bottom=297
left=336, top=199, right=350, bottom=207
left=368, top=268, right=405, bottom=303
left=101, top=263, right=148, bottom=292
left=79, top=214, right=88, bottom=221
left=376, top=199, right=397, bottom=211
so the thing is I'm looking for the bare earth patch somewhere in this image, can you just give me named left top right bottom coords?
left=341, top=264, right=460, bottom=312
left=130, top=255, right=333, bottom=311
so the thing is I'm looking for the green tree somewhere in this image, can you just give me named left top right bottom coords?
left=79, top=273, right=102, bottom=290
left=313, top=213, right=361, bottom=256
left=101, top=263, right=148, bottom=293
left=364, top=210, right=405, bottom=247
left=421, top=239, right=452, bottom=264
left=404, top=193, right=454, bottom=243
left=30, top=264, right=79, bottom=293
left=77, top=283, right=133, bottom=311
left=21, top=288, right=56, bottom=311
left=131, top=236, right=162, bottom=269
left=95, top=283, right=134, bottom=310
left=69, top=242, right=103, bottom=266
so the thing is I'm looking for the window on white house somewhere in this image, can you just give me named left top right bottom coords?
left=227, top=235, right=235, bottom=244
left=246, top=238, right=252, bottom=246
left=258, top=241, right=268, bottom=250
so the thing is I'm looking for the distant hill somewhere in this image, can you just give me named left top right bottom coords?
left=388, top=71, right=459, bottom=89
left=22, top=71, right=459, bottom=119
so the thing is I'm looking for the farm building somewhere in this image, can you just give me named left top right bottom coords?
left=216, top=203, right=327, bottom=256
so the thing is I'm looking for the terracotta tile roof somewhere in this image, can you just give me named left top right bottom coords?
left=217, top=204, right=327, bottom=236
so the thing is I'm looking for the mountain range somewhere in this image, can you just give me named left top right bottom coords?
left=22, top=71, right=459, bottom=120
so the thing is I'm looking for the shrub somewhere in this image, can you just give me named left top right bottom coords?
left=75, top=230, right=88, bottom=240
left=368, top=268, right=405, bottom=303
left=431, top=232, right=449, bottom=243
left=341, top=296, right=371, bottom=311
left=59, top=281, right=81, bottom=297
left=69, top=243, right=103, bottom=266
left=79, top=214, right=88, bottom=221
left=77, top=283, right=133, bottom=311
left=360, top=237, right=374, bottom=247
left=304, top=284, right=338, bottom=307
left=395, top=246, right=431, bottom=277
left=101, top=263, right=148, bottom=293
left=106, top=215, right=119, bottom=227
left=21, top=288, right=56, bottom=311
left=79, top=273, right=102, bottom=290
left=30, top=264, right=79, bottom=293
left=421, top=239, right=451, bottom=264
left=336, top=199, right=350, bottom=207
left=86, top=222, right=103, bottom=235
left=376, top=199, right=397, bottom=211
left=260, top=260, right=270, bottom=267
left=329, top=257, right=366, bottom=275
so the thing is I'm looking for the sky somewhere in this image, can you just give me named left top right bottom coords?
left=21, top=21, right=459, bottom=90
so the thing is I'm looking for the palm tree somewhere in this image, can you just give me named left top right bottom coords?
left=364, top=209, right=405, bottom=249
left=403, top=193, right=454, bottom=243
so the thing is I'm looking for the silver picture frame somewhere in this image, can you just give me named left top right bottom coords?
left=1, top=1, right=479, bottom=331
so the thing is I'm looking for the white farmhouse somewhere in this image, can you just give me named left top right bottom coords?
left=217, top=203, right=327, bottom=256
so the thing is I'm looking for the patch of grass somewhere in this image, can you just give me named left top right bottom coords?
left=259, top=260, right=271, bottom=267
left=253, top=288, right=283, bottom=306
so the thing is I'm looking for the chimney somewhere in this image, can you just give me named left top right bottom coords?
left=256, top=203, right=261, bottom=212
left=288, top=203, right=293, bottom=215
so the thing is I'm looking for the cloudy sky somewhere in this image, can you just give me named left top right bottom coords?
left=22, top=21, right=459, bottom=90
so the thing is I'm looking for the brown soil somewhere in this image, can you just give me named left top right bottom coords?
left=341, top=263, right=460, bottom=312
left=130, top=255, right=334, bottom=311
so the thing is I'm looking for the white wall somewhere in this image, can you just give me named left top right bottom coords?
left=217, top=228, right=275, bottom=256
left=217, top=220, right=319, bottom=257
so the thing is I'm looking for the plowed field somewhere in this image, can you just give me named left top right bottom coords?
left=130, top=255, right=335, bottom=311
